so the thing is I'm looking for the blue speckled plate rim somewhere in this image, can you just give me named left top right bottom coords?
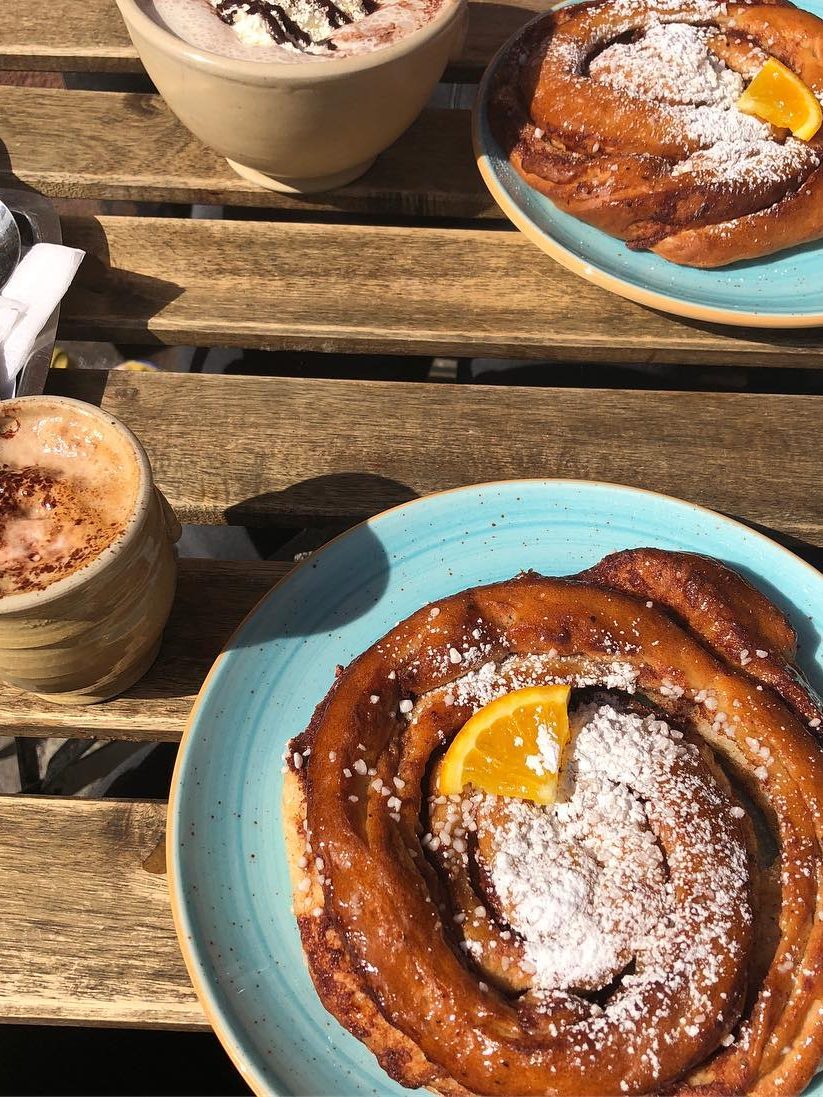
left=167, top=479, right=823, bottom=1097
left=471, top=15, right=823, bottom=329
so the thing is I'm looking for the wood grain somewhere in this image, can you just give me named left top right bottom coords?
left=47, top=370, right=823, bottom=542
left=0, top=87, right=491, bottom=218
left=0, top=0, right=548, bottom=74
left=7, top=369, right=820, bottom=746
left=58, top=215, right=823, bottom=366
left=0, top=796, right=204, bottom=1027
left=0, top=559, right=288, bottom=741
left=0, top=1, right=136, bottom=72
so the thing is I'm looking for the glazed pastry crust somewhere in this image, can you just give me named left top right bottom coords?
left=487, top=0, right=823, bottom=267
left=285, top=549, right=823, bottom=1096
left=284, top=770, right=473, bottom=1095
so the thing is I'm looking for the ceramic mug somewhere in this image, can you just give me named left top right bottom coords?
left=0, top=396, right=180, bottom=705
left=115, top=0, right=468, bottom=193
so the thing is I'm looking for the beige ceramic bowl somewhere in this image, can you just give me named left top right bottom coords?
left=0, top=396, right=180, bottom=705
left=115, top=0, right=468, bottom=193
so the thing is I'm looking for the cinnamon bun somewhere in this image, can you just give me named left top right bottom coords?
left=486, top=0, right=823, bottom=267
left=284, top=548, right=823, bottom=1095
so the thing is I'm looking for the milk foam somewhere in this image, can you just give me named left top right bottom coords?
left=140, top=0, right=450, bottom=62
left=0, top=404, right=139, bottom=598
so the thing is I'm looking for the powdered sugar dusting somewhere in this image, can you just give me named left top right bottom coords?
left=589, top=21, right=820, bottom=186
left=599, top=0, right=726, bottom=17
left=591, top=23, right=743, bottom=107
left=672, top=135, right=818, bottom=185
left=489, top=718, right=667, bottom=990
left=442, top=654, right=638, bottom=711
left=525, top=720, right=563, bottom=777
left=487, top=701, right=751, bottom=1007
left=426, top=695, right=753, bottom=1072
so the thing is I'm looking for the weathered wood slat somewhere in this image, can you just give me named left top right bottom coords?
left=0, top=796, right=204, bottom=1028
left=0, top=0, right=543, bottom=74
left=47, top=370, right=823, bottom=541
left=0, top=87, right=490, bottom=218
left=6, top=369, right=819, bottom=746
left=58, top=215, right=823, bottom=365
left=1, top=1, right=136, bottom=72
left=0, top=559, right=288, bottom=741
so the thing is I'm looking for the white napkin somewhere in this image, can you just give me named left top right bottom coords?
left=0, top=299, right=25, bottom=345
left=0, top=243, right=85, bottom=398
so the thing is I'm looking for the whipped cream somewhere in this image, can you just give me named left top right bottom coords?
left=211, top=0, right=375, bottom=50
left=143, top=0, right=450, bottom=60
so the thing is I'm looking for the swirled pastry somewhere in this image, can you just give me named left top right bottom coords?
left=284, top=548, right=823, bottom=1095
left=486, top=0, right=823, bottom=266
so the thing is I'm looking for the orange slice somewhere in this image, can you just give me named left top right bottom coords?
left=437, top=685, right=571, bottom=805
left=737, top=58, right=823, bottom=141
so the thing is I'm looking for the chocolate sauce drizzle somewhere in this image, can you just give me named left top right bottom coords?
left=215, top=0, right=378, bottom=50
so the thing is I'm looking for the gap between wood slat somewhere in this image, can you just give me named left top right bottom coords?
left=2, top=369, right=817, bottom=742
left=0, top=0, right=546, bottom=75
left=56, top=215, right=823, bottom=366
left=0, top=796, right=204, bottom=1028
left=0, top=88, right=493, bottom=218
left=44, top=371, right=823, bottom=541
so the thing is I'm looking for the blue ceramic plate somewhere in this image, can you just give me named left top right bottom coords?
left=472, top=5, right=823, bottom=327
left=169, top=481, right=823, bottom=1096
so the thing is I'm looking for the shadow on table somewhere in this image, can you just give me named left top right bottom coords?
left=0, top=140, right=42, bottom=205
left=225, top=470, right=419, bottom=529
left=644, top=305, right=823, bottom=358
left=54, top=215, right=184, bottom=345
left=118, top=472, right=418, bottom=707
left=456, top=2, right=546, bottom=71
left=222, top=471, right=419, bottom=649
left=0, top=139, right=183, bottom=350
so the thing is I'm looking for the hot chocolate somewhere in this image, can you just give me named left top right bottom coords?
left=142, top=0, right=448, bottom=60
left=118, top=0, right=466, bottom=193
left=0, top=402, right=139, bottom=598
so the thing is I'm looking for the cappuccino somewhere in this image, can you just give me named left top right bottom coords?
left=0, top=402, right=139, bottom=598
left=142, top=0, right=449, bottom=59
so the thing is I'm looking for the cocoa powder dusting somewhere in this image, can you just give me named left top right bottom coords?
left=0, top=464, right=124, bottom=596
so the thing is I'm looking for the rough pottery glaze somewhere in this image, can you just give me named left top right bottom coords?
left=115, top=0, right=468, bottom=193
left=0, top=396, right=180, bottom=705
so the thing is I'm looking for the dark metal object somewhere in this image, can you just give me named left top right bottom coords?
left=15, top=738, right=41, bottom=794
left=0, top=201, right=21, bottom=292
left=0, top=188, right=63, bottom=397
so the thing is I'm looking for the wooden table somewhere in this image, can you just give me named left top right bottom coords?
left=1, top=0, right=822, bottom=1065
